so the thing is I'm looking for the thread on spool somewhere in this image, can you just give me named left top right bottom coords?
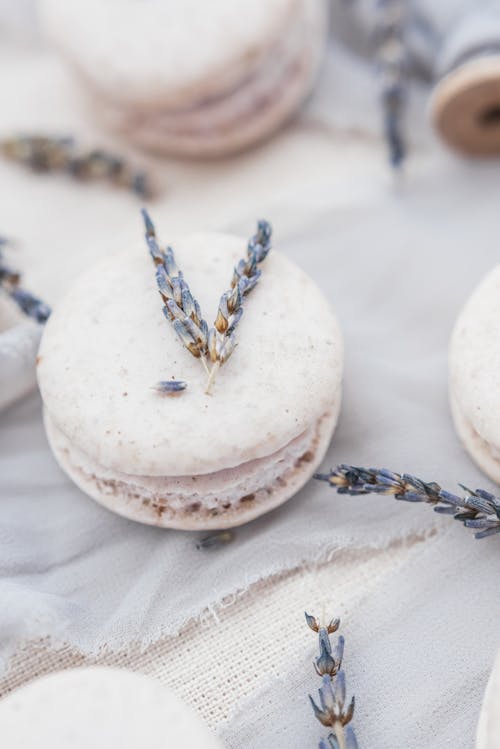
left=431, top=6, right=500, bottom=155
left=343, top=1, right=500, bottom=162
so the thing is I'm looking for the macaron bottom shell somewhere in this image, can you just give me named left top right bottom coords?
left=44, top=397, right=340, bottom=531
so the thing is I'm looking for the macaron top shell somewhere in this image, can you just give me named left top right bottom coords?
left=37, top=231, right=342, bottom=477
left=40, top=0, right=301, bottom=107
left=450, top=263, right=500, bottom=444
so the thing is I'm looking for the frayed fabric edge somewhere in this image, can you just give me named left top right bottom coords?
left=0, top=520, right=442, bottom=688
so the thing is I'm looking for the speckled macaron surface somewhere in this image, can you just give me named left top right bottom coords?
left=0, top=667, right=224, bottom=749
left=40, top=0, right=328, bottom=157
left=450, top=264, right=500, bottom=482
left=37, top=226, right=342, bottom=529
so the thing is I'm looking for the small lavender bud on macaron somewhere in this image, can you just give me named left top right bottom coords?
left=153, top=380, right=187, bottom=394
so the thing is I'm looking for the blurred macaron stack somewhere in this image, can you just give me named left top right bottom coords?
left=39, top=0, right=329, bottom=158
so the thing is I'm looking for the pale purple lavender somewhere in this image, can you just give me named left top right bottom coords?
left=374, top=0, right=409, bottom=168
left=142, top=208, right=209, bottom=363
left=306, top=613, right=358, bottom=749
left=0, top=243, right=50, bottom=324
left=315, top=465, right=500, bottom=539
left=1, top=134, right=153, bottom=198
left=208, top=219, right=272, bottom=368
left=153, top=380, right=187, bottom=394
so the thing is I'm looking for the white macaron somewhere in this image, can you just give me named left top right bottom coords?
left=40, top=0, right=328, bottom=157
left=450, top=264, right=500, bottom=483
left=0, top=667, right=223, bottom=749
left=37, top=217, right=343, bottom=530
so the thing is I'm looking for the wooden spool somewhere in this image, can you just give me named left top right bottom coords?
left=431, top=54, right=500, bottom=155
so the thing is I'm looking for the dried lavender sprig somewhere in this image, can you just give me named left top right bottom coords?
left=0, top=244, right=51, bottom=324
left=142, top=209, right=210, bottom=381
left=205, top=219, right=272, bottom=393
left=373, top=0, right=409, bottom=169
left=306, top=613, right=358, bottom=749
left=8, top=288, right=51, bottom=324
left=1, top=135, right=154, bottom=198
left=315, top=465, right=500, bottom=539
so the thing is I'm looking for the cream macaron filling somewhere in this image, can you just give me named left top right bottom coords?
left=44, top=402, right=340, bottom=530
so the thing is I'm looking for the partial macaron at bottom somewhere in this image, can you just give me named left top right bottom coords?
left=44, top=397, right=340, bottom=531
left=450, top=389, right=500, bottom=484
